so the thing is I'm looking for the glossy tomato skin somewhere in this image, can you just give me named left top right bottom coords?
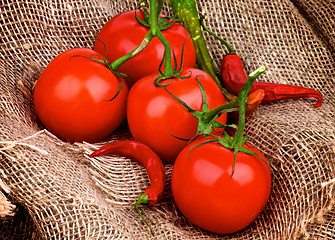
left=33, top=48, right=128, bottom=143
left=172, top=136, right=272, bottom=234
left=126, top=68, right=227, bottom=162
left=94, top=10, right=196, bottom=83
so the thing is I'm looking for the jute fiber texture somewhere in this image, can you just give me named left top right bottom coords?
left=1, top=0, right=335, bottom=239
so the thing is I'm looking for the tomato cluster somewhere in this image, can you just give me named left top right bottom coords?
left=33, top=6, right=271, bottom=236
left=34, top=10, right=195, bottom=143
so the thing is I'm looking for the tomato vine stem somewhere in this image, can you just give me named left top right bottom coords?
left=109, top=31, right=154, bottom=72
left=178, top=66, right=272, bottom=176
left=150, top=0, right=174, bottom=78
left=165, top=66, right=266, bottom=140
left=106, top=0, right=174, bottom=75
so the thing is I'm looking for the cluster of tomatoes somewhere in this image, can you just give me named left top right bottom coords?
left=33, top=8, right=271, bottom=235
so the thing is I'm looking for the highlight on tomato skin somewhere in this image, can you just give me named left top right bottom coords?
left=33, top=48, right=129, bottom=143
left=171, top=136, right=272, bottom=234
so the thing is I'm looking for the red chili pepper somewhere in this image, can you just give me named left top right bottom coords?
left=89, top=140, right=165, bottom=236
left=229, top=88, right=265, bottom=119
left=220, top=54, right=323, bottom=107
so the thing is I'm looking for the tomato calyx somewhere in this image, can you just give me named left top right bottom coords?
left=135, top=1, right=178, bottom=31
left=154, top=38, right=191, bottom=87
left=140, top=0, right=195, bottom=87
left=222, top=66, right=273, bottom=175
left=167, top=0, right=236, bottom=101
left=189, top=133, right=272, bottom=177
left=164, top=77, right=237, bottom=139
left=110, top=0, right=191, bottom=88
left=167, top=65, right=273, bottom=176
left=69, top=52, right=127, bottom=101
left=165, top=66, right=266, bottom=142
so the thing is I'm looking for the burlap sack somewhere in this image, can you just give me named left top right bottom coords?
left=0, top=0, right=334, bottom=239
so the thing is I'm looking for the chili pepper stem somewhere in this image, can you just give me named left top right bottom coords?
left=199, top=15, right=234, bottom=54
left=89, top=140, right=165, bottom=236
left=135, top=193, right=155, bottom=236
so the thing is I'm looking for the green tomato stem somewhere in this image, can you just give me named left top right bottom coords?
left=231, top=66, right=266, bottom=146
left=149, top=0, right=175, bottom=77
left=109, top=31, right=154, bottom=72
left=164, top=65, right=265, bottom=138
left=203, top=98, right=239, bottom=123
left=156, top=0, right=164, bottom=19
left=201, top=66, right=264, bottom=125
left=112, top=0, right=175, bottom=75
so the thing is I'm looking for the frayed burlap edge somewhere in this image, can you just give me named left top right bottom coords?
left=0, top=174, right=15, bottom=218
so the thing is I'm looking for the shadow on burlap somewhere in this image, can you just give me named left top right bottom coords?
left=0, top=0, right=334, bottom=239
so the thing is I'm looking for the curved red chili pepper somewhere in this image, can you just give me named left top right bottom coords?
left=89, top=140, right=165, bottom=236
left=221, top=54, right=323, bottom=108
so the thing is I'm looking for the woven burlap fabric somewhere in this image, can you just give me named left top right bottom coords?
left=0, top=0, right=334, bottom=239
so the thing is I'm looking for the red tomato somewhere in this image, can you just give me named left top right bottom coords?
left=33, top=48, right=128, bottom=143
left=94, top=9, right=196, bottom=83
left=171, top=136, right=272, bottom=234
left=126, top=68, right=227, bottom=162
